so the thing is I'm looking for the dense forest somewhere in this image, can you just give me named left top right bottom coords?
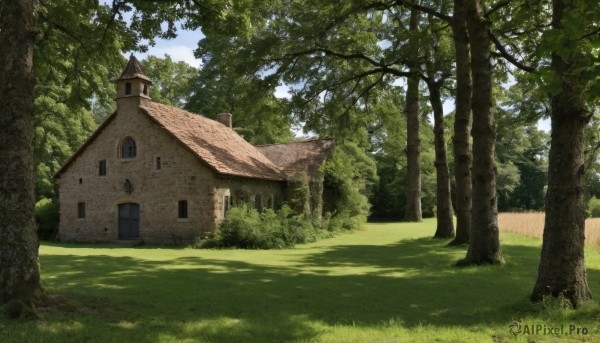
left=1, top=0, right=599, bottom=317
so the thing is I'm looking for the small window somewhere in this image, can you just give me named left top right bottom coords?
left=99, top=160, right=107, bottom=176
left=267, top=196, right=272, bottom=209
left=143, top=84, right=148, bottom=95
left=224, top=196, right=230, bottom=218
left=178, top=200, right=188, bottom=218
left=121, top=137, right=137, bottom=158
left=77, top=202, right=86, bottom=218
left=79, top=178, right=83, bottom=184
left=125, top=82, right=132, bottom=95
left=156, top=157, right=161, bottom=170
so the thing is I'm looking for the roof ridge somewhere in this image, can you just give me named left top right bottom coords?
left=255, top=137, right=333, bottom=147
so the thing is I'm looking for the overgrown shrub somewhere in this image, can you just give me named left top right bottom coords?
left=200, top=204, right=325, bottom=249
left=35, top=198, right=59, bottom=240
left=322, top=143, right=377, bottom=221
left=322, top=211, right=362, bottom=232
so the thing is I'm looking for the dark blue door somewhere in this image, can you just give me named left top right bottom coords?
left=119, top=203, right=139, bottom=239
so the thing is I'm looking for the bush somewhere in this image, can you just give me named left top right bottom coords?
left=588, top=196, right=600, bottom=218
left=35, top=198, right=59, bottom=240
left=200, top=204, right=325, bottom=249
left=322, top=211, right=362, bottom=232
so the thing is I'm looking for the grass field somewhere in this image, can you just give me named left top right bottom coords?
left=1, top=220, right=599, bottom=342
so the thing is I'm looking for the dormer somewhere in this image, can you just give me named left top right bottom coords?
left=115, top=55, right=152, bottom=110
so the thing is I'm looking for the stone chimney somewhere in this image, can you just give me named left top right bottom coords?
left=216, top=113, right=232, bottom=128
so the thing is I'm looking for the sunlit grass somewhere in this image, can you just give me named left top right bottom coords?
left=499, top=212, right=600, bottom=247
left=1, top=219, right=599, bottom=342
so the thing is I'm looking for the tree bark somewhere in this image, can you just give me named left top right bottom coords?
left=428, top=81, right=455, bottom=238
left=461, top=0, right=503, bottom=264
left=404, top=8, right=422, bottom=222
left=0, top=0, right=45, bottom=317
left=448, top=0, right=472, bottom=246
left=531, top=0, right=592, bottom=308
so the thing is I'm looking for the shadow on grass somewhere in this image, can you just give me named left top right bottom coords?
left=7, top=238, right=600, bottom=342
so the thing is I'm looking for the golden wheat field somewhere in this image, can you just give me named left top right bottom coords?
left=498, top=212, right=600, bottom=247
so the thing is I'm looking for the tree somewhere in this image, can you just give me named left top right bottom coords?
left=531, top=0, right=597, bottom=307
left=423, top=12, right=455, bottom=238
left=404, top=8, right=423, bottom=222
left=186, top=37, right=293, bottom=144
left=0, top=0, right=46, bottom=317
left=459, top=0, right=503, bottom=265
left=448, top=0, right=472, bottom=245
left=142, top=55, right=197, bottom=108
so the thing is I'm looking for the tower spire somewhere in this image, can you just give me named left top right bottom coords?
left=114, top=55, right=152, bottom=109
left=117, top=55, right=152, bottom=82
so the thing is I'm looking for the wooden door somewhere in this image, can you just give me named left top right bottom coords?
left=118, top=203, right=139, bottom=239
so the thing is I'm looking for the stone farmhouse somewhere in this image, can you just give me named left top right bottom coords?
left=56, top=56, right=333, bottom=243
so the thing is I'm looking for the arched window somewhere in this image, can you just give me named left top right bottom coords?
left=121, top=137, right=137, bottom=158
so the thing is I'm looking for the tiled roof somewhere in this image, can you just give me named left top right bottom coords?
left=117, top=55, right=152, bottom=83
left=257, top=139, right=334, bottom=176
left=141, top=102, right=286, bottom=181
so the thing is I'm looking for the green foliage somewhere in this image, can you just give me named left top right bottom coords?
left=494, top=82, right=550, bottom=212
left=142, top=55, right=197, bottom=108
left=286, top=172, right=311, bottom=215
left=35, top=198, right=59, bottom=240
left=369, top=93, right=437, bottom=219
left=587, top=196, right=600, bottom=218
left=538, top=293, right=574, bottom=312
left=33, top=83, right=97, bottom=199
left=323, top=143, right=377, bottom=221
left=201, top=204, right=323, bottom=249
left=322, top=211, right=362, bottom=232
left=185, top=24, right=293, bottom=144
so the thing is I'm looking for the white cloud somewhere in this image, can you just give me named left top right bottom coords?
left=145, top=45, right=202, bottom=68
left=274, top=85, right=292, bottom=99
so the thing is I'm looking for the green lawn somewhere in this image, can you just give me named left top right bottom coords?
left=2, top=219, right=599, bottom=342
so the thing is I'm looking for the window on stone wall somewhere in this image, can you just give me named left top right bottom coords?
left=77, top=202, right=86, bottom=218
left=99, top=160, right=106, bottom=176
left=178, top=200, right=188, bottom=218
left=156, top=156, right=161, bottom=170
left=125, top=82, right=132, bottom=95
left=121, top=137, right=137, bottom=158
left=267, top=196, right=273, bottom=209
left=224, top=196, right=230, bottom=218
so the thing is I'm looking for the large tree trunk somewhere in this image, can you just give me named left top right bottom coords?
left=404, top=8, right=422, bottom=222
left=0, top=0, right=45, bottom=317
left=461, top=0, right=503, bottom=264
left=531, top=0, right=592, bottom=308
left=429, top=81, right=455, bottom=238
left=448, top=0, right=472, bottom=246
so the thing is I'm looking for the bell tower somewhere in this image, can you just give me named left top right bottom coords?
left=115, top=55, right=152, bottom=110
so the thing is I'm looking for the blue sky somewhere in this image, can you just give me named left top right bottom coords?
left=139, top=28, right=204, bottom=69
